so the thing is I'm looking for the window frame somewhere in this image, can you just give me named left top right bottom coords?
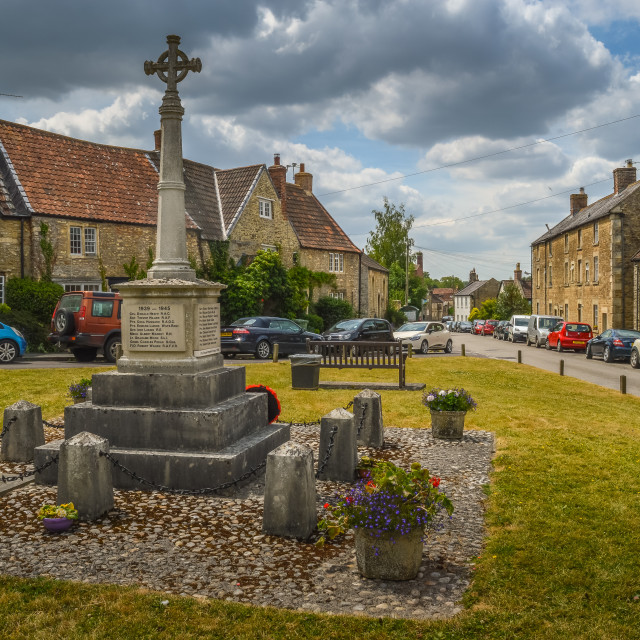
left=70, top=226, right=82, bottom=255
left=593, top=222, right=599, bottom=245
left=258, top=199, right=273, bottom=220
left=84, top=227, right=97, bottom=255
left=593, top=256, right=599, bottom=282
left=0, top=275, right=4, bottom=304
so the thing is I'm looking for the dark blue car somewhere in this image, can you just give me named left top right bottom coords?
left=0, top=321, right=27, bottom=364
left=586, top=329, right=640, bottom=362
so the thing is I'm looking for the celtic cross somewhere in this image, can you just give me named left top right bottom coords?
left=144, top=35, right=201, bottom=92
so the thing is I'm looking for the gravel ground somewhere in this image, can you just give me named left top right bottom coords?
left=0, top=422, right=494, bottom=620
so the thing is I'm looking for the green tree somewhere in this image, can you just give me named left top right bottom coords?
left=365, top=198, right=414, bottom=269
left=312, top=296, right=353, bottom=330
left=479, top=298, right=498, bottom=319
left=496, top=282, right=531, bottom=319
left=468, top=307, right=481, bottom=321
left=437, top=275, right=465, bottom=291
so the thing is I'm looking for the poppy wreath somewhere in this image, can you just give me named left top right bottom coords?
left=245, top=385, right=281, bottom=424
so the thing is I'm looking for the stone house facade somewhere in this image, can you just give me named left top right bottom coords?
left=531, top=161, right=640, bottom=331
left=453, top=270, right=501, bottom=321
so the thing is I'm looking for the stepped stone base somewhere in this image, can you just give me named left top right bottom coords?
left=35, top=365, right=290, bottom=493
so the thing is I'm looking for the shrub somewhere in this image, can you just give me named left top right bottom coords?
left=6, top=278, right=64, bottom=324
left=302, top=313, right=323, bottom=334
left=384, top=306, right=407, bottom=328
left=312, top=296, right=353, bottom=330
left=0, top=307, right=53, bottom=352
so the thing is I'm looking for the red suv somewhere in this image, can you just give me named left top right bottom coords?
left=48, top=291, right=122, bottom=362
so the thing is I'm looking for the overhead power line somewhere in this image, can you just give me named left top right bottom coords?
left=0, top=92, right=23, bottom=98
left=318, top=114, right=640, bottom=197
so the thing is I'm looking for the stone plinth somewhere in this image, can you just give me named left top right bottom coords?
left=354, top=389, right=384, bottom=448
left=317, top=408, right=356, bottom=482
left=116, top=278, right=224, bottom=374
left=1, top=400, right=44, bottom=462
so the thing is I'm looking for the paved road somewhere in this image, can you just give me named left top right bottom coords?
left=441, top=332, right=640, bottom=398
left=6, top=353, right=114, bottom=370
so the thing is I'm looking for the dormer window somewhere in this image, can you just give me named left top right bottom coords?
left=259, top=199, right=273, bottom=219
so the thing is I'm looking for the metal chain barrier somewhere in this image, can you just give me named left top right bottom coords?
left=0, top=416, right=17, bottom=441
left=99, top=451, right=267, bottom=496
left=356, top=404, right=367, bottom=437
left=315, top=425, right=338, bottom=478
left=276, top=400, right=356, bottom=428
left=1, top=455, right=59, bottom=484
left=43, top=419, right=64, bottom=430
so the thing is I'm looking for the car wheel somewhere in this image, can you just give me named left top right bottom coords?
left=0, top=339, right=18, bottom=364
left=535, top=336, right=541, bottom=348
left=104, top=336, right=121, bottom=363
left=72, top=347, right=98, bottom=362
left=256, top=340, right=271, bottom=360
left=545, top=338, right=551, bottom=350
left=420, top=340, right=429, bottom=354
left=54, top=309, right=75, bottom=336
left=603, top=345, right=613, bottom=363
left=556, top=340, right=563, bottom=353
left=585, top=345, right=592, bottom=360
left=445, top=339, right=453, bottom=354
left=630, top=348, right=640, bottom=369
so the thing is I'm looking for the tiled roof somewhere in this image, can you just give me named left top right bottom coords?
left=432, top=287, right=455, bottom=296
left=361, top=254, right=388, bottom=272
left=532, top=180, right=640, bottom=245
left=285, top=182, right=360, bottom=253
left=455, top=280, right=488, bottom=296
left=215, top=165, right=263, bottom=233
left=0, top=120, right=221, bottom=235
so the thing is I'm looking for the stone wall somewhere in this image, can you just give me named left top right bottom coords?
left=228, top=172, right=299, bottom=268
left=302, top=249, right=361, bottom=309
left=0, top=218, right=27, bottom=281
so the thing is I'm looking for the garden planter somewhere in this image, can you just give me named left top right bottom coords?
left=430, top=410, right=466, bottom=440
left=354, top=527, right=424, bottom=580
left=43, top=517, right=74, bottom=533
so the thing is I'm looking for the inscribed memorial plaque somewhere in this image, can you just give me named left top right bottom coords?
left=195, top=304, right=220, bottom=356
left=127, top=304, right=185, bottom=351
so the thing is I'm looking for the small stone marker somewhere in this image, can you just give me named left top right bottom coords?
left=354, top=389, right=383, bottom=448
left=317, top=408, right=356, bottom=482
left=57, top=431, right=113, bottom=521
left=1, top=400, right=44, bottom=462
left=263, top=442, right=316, bottom=539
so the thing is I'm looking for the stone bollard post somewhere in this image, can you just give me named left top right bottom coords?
left=1, top=400, right=45, bottom=462
left=317, top=408, right=356, bottom=482
left=57, top=432, right=114, bottom=521
left=354, top=389, right=384, bottom=448
left=263, top=442, right=316, bottom=539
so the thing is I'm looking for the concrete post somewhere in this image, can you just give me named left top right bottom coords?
left=1, top=400, right=44, bottom=462
left=317, top=408, right=356, bottom=482
left=354, top=389, right=384, bottom=448
left=263, top=442, right=316, bottom=539
left=57, top=432, right=114, bottom=521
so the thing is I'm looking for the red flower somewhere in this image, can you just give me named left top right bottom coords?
left=366, top=481, right=376, bottom=487
left=345, top=496, right=353, bottom=504
left=323, top=503, right=329, bottom=508
left=429, top=477, right=441, bottom=488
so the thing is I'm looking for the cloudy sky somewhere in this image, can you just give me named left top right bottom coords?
left=2, top=0, right=640, bottom=281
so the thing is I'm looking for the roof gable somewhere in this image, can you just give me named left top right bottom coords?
left=215, top=164, right=264, bottom=234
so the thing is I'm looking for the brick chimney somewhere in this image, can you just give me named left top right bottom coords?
left=294, top=163, right=313, bottom=193
left=268, top=153, right=287, bottom=216
left=514, top=262, right=522, bottom=282
left=415, top=252, right=423, bottom=278
left=570, top=187, right=588, bottom=216
left=469, top=268, right=478, bottom=283
left=613, top=159, right=636, bottom=194
left=154, top=129, right=162, bottom=151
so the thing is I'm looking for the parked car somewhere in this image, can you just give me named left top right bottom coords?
left=458, top=321, right=473, bottom=333
left=546, top=322, right=592, bottom=352
left=481, top=319, right=499, bottom=336
left=493, top=320, right=510, bottom=340
left=221, top=316, right=322, bottom=359
left=323, top=317, right=394, bottom=344
left=0, top=321, right=27, bottom=364
left=473, top=320, right=486, bottom=335
left=631, top=339, right=640, bottom=369
left=526, top=314, right=563, bottom=348
left=48, top=291, right=122, bottom=362
left=586, top=329, right=640, bottom=362
left=393, top=321, right=453, bottom=354
left=508, top=314, right=530, bottom=343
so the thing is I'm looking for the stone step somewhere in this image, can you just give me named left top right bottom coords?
left=35, top=421, right=290, bottom=492
left=64, top=391, right=267, bottom=452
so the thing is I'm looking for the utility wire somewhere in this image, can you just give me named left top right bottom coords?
left=0, top=93, right=23, bottom=98
left=317, top=114, right=640, bottom=197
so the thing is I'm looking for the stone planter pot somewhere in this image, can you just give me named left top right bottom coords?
left=354, top=527, right=424, bottom=580
left=430, top=410, right=466, bottom=440
left=42, top=517, right=74, bottom=533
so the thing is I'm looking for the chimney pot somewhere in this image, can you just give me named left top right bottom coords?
left=613, top=161, right=637, bottom=194
left=294, top=163, right=313, bottom=193
left=570, top=188, right=588, bottom=216
left=268, top=154, right=287, bottom=216
left=274, top=153, right=281, bottom=166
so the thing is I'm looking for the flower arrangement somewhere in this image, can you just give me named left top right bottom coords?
left=317, top=460, right=453, bottom=545
left=37, top=502, right=79, bottom=520
left=68, top=377, right=92, bottom=403
left=422, top=388, right=477, bottom=413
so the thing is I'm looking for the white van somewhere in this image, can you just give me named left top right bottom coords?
left=508, top=315, right=530, bottom=343
left=526, top=315, right=563, bottom=348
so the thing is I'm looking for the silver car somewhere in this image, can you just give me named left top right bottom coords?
left=393, top=321, right=452, bottom=354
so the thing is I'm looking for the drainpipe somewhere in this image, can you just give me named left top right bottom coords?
left=358, top=252, right=362, bottom=317
left=20, top=216, right=25, bottom=278
left=621, top=214, right=625, bottom=328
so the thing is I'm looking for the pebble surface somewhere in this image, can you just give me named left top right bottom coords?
left=0, top=422, right=494, bottom=620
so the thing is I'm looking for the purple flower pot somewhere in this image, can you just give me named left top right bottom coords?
left=43, top=517, right=73, bottom=533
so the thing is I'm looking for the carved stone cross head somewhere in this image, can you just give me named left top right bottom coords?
left=144, top=34, right=202, bottom=92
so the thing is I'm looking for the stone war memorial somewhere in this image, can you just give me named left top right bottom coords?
left=35, top=35, right=290, bottom=490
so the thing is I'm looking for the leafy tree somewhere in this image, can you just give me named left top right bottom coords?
left=468, top=307, right=480, bottom=322
left=312, top=296, right=353, bottom=330
left=365, top=198, right=414, bottom=269
left=436, top=275, right=465, bottom=291
left=496, top=282, right=531, bottom=319
left=123, top=249, right=154, bottom=281
left=479, top=298, right=498, bottom=319
left=6, top=278, right=64, bottom=324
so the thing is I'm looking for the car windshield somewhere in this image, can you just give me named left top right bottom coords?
left=539, top=318, right=560, bottom=329
left=514, top=318, right=528, bottom=326
left=616, top=330, right=640, bottom=339
left=397, top=323, right=427, bottom=332
left=460, top=322, right=472, bottom=327
left=330, top=320, right=361, bottom=331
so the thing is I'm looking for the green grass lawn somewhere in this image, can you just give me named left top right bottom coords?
left=1, top=357, right=639, bottom=639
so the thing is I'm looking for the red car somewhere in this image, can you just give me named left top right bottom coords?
left=473, top=320, right=485, bottom=335
left=481, top=320, right=499, bottom=336
left=546, top=321, right=593, bottom=352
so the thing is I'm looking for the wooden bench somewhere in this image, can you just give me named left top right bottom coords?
left=306, top=339, right=406, bottom=388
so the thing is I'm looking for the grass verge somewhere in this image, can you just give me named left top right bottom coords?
left=1, top=357, right=639, bottom=639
